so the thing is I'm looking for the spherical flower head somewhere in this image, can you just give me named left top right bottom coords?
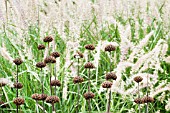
left=36, top=62, right=46, bottom=68
left=85, top=44, right=95, bottom=50
left=32, top=93, right=42, bottom=101
left=13, top=97, right=24, bottom=106
left=43, top=36, right=53, bottom=43
left=38, top=44, right=45, bottom=50
left=134, top=98, right=143, bottom=104
left=142, top=96, right=154, bottom=103
left=44, top=56, right=56, bottom=64
left=105, top=44, right=116, bottom=52
left=134, top=76, right=143, bottom=83
left=102, top=81, right=113, bottom=88
left=50, top=80, right=61, bottom=87
left=50, top=52, right=60, bottom=58
left=13, top=58, right=23, bottom=65
left=84, top=92, right=95, bottom=100
left=84, top=62, right=95, bottom=69
left=40, top=94, right=48, bottom=100
left=46, top=96, right=59, bottom=104
left=13, top=82, right=23, bottom=89
left=74, top=52, right=84, bottom=59
left=73, top=76, right=84, bottom=84
left=106, top=72, right=117, bottom=80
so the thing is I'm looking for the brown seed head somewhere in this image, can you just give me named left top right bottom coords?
left=73, top=76, right=84, bottom=84
left=31, top=93, right=42, bottom=101
left=84, top=92, right=95, bottom=100
left=50, top=80, right=61, bottom=87
left=13, top=58, right=23, bottom=65
left=142, top=96, right=154, bottom=103
left=43, top=36, right=53, bottom=42
left=134, top=98, right=143, bottom=104
left=74, top=52, right=84, bottom=59
left=13, top=82, right=23, bottom=89
left=105, top=44, right=116, bottom=52
left=46, top=96, right=59, bottom=104
left=134, top=76, right=143, bottom=83
left=40, top=94, right=48, bottom=101
left=0, top=101, right=7, bottom=108
left=0, top=83, right=6, bottom=87
left=106, top=72, right=117, bottom=80
left=13, top=98, right=24, bottom=106
left=85, top=44, right=95, bottom=50
left=102, top=81, right=113, bottom=88
left=36, top=62, right=46, bottom=68
left=38, top=44, right=45, bottom=50
left=84, top=62, right=95, bottom=69
left=51, top=52, right=60, bottom=58
left=44, top=56, right=56, bottom=64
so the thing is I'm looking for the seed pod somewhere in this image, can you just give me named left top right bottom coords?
left=13, top=58, right=23, bottom=65
left=102, top=81, right=113, bottom=88
left=0, top=83, right=6, bottom=87
left=44, top=56, right=56, bottom=64
left=50, top=80, right=61, bottom=87
left=13, top=82, right=23, bottom=89
left=36, top=62, right=46, bottom=68
left=74, top=52, right=84, bottom=59
left=83, top=92, right=95, bottom=100
left=134, top=98, right=143, bottom=104
left=106, top=72, right=117, bottom=80
left=73, top=76, right=84, bottom=84
left=40, top=94, right=48, bottom=101
left=134, top=76, right=143, bottom=83
left=105, top=44, right=116, bottom=52
left=51, top=52, right=60, bottom=58
left=46, top=96, right=59, bottom=104
left=32, top=93, right=42, bottom=101
left=13, top=98, right=24, bottom=106
left=38, top=44, right=45, bottom=50
left=84, top=62, right=95, bottom=69
left=43, top=36, right=53, bottom=42
left=85, top=44, right=95, bottom=50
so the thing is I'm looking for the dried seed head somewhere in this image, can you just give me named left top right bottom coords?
left=51, top=52, right=60, bottom=58
left=134, top=76, right=143, bottom=83
left=40, top=94, right=48, bottom=100
left=84, top=92, right=95, bottom=100
left=102, top=81, right=113, bottom=88
left=13, top=58, right=23, bottom=65
left=105, top=44, right=116, bottom=52
left=0, top=83, right=6, bottom=87
left=73, top=76, right=84, bottom=84
left=38, top=44, right=45, bottom=50
left=74, top=52, right=84, bottom=59
left=13, top=82, right=23, bottom=89
left=13, top=98, right=24, bottom=106
left=142, top=96, right=154, bottom=103
left=106, top=72, right=117, bottom=80
left=84, top=62, right=95, bottom=69
left=31, top=93, right=42, bottom=101
left=134, top=98, right=143, bottom=104
left=85, top=44, right=95, bottom=50
left=43, top=36, right=53, bottom=42
left=0, top=101, right=7, bottom=108
left=46, top=96, right=59, bottom=104
left=50, top=80, right=61, bottom=87
left=36, top=62, right=46, bottom=68
left=44, top=56, right=56, bottom=64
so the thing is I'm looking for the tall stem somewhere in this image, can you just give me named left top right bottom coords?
left=41, top=68, right=45, bottom=113
left=138, top=83, right=140, bottom=113
left=16, top=65, right=19, bottom=113
left=146, top=74, right=149, bottom=113
left=54, top=63, right=56, bottom=95
left=52, top=103, right=55, bottom=112
left=76, top=58, right=80, bottom=113
left=88, top=68, right=91, bottom=112
left=5, top=0, right=8, bottom=23
left=50, top=64, right=52, bottom=95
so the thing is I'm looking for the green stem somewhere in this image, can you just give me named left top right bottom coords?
left=76, top=58, right=80, bottom=113
left=138, top=83, right=140, bottom=113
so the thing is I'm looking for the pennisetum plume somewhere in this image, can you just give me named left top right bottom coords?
left=73, top=51, right=84, bottom=113
left=84, top=44, right=95, bottom=113
left=13, top=58, right=24, bottom=113
left=102, top=44, right=117, bottom=113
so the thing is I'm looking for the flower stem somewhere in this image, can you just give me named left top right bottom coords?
left=146, top=74, right=149, bottom=113
left=16, top=65, right=19, bottom=113
left=138, top=83, right=140, bottom=113
left=88, top=68, right=91, bottom=112
left=41, top=68, right=45, bottom=113
left=76, top=58, right=80, bottom=113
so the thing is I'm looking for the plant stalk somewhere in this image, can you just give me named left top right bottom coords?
left=76, top=58, right=80, bottom=113
left=16, top=65, right=19, bottom=113
left=146, top=74, right=149, bottom=113
left=138, top=83, right=140, bottom=113
left=88, top=68, right=91, bottom=112
left=41, top=68, right=45, bottom=113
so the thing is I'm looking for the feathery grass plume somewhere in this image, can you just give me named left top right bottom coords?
left=84, top=44, right=95, bottom=113
left=103, top=44, right=117, bottom=113
left=134, top=76, right=143, bottom=113
left=13, top=58, right=23, bottom=113
left=73, top=51, right=84, bottom=113
left=46, top=96, right=59, bottom=112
